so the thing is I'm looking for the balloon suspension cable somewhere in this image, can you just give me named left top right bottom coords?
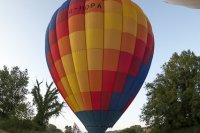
left=60, top=104, right=76, bottom=125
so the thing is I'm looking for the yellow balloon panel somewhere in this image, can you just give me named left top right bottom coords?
left=72, top=50, right=88, bottom=72
left=87, top=49, right=103, bottom=70
left=104, top=13, right=122, bottom=31
left=86, top=29, right=104, bottom=49
left=104, top=30, right=121, bottom=50
left=61, top=54, right=75, bottom=75
left=76, top=72, right=90, bottom=92
left=123, top=17, right=137, bottom=36
left=85, top=13, right=104, bottom=29
left=69, top=31, right=86, bottom=52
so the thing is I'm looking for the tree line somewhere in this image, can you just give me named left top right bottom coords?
left=0, top=66, right=64, bottom=133
left=141, top=50, right=200, bottom=133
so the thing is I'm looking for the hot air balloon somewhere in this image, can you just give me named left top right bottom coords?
left=164, top=0, right=200, bottom=9
left=45, top=0, right=154, bottom=133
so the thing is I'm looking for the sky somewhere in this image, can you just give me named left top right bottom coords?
left=0, top=0, right=200, bottom=132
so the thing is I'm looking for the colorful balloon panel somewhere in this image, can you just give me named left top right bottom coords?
left=45, top=0, right=154, bottom=132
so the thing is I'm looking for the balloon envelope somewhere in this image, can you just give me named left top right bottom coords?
left=165, top=0, right=200, bottom=8
left=45, top=0, right=154, bottom=132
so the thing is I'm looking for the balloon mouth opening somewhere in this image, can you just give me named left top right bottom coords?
left=86, top=126, right=108, bottom=133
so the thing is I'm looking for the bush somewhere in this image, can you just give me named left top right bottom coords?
left=119, top=125, right=144, bottom=133
left=0, top=118, right=48, bottom=133
left=0, top=118, right=34, bottom=132
left=0, top=118, right=63, bottom=133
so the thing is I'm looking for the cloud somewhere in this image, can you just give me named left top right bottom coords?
left=164, top=0, right=200, bottom=9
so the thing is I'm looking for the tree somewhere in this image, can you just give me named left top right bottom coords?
left=64, top=125, right=72, bottom=133
left=31, top=80, right=64, bottom=129
left=119, top=125, right=144, bottom=133
left=140, top=50, right=200, bottom=131
left=47, top=124, right=63, bottom=133
left=0, top=66, right=31, bottom=119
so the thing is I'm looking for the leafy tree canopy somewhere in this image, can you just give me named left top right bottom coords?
left=140, top=50, right=200, bottom=132
left=47, top=124, right=63, bottom=133
left=31, top=80, right=64, bottom=129
left=119, top=125, right=144, bottom=133
left=64, top=125, right=72, bottom=133
left=0, top=66, right=32, bottom=120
